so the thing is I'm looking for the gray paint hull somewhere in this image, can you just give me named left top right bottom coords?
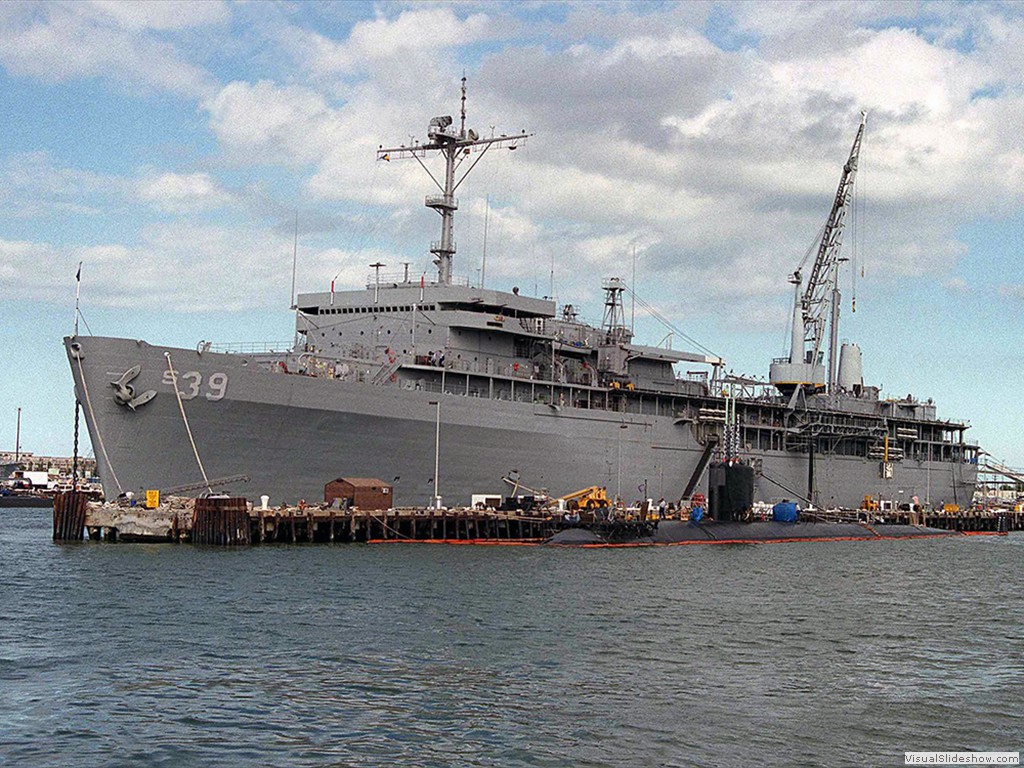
left=67, top=336, right=977, bottom=509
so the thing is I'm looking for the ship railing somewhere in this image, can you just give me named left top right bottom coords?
left=430, top=240, right=457, bottom=255
left=267, top=351, right=379, bottom=380
left=438, top=358, right=535, bottom=380
left=425, top=194, right=458, bottom=210
left=555, top=335, right=591, bottom=348
left=207, top=341, right=294, bottom=355
left=362, top=272, right=472, bottom=288
left=412, top=356, right=597, bottom=388
left=367, top=272, right=415, bottom=286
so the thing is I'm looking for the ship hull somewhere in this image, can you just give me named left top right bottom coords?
left=66, top=337, right=977, bottom=509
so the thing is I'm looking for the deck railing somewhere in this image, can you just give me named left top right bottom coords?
left=207, top=341, right=294, bottom=355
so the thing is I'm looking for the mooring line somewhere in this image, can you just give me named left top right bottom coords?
left=164, top=351, right=212, bottom=495
left=366, top=513, right=413, bottom=539
left=75, top=354, right=124, bottom=495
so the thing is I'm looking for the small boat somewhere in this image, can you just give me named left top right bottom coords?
left=0, top=491, right=53, bottom=508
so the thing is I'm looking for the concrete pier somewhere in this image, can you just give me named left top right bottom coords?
left=59, top=494, right=1024, bottom=547
left=77, top=497, right=553, bottom=545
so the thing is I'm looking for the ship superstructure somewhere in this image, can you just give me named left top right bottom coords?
left=65, top=84, right=978, bottom=509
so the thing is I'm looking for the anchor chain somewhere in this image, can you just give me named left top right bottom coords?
left=72, top=400, right=80, bottom=490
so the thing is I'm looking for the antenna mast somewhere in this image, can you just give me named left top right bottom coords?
left=377, top=79, right=532, bottom=285
left=600, top=278, right=630, bottom=344
left=481, top=194, right=489, bottom=289
left=73, top=260, right=83, bottom=335
left=290, top=211, right=298, bottom=309
left=460, top=74, right=467, bottom=138
left=291, top=211, right=300, bottom=350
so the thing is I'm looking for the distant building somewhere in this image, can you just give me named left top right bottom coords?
left=0, top=451, right=97, bottom=476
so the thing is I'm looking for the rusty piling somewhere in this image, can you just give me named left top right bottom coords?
left=52, top=491, right=89, bottom=541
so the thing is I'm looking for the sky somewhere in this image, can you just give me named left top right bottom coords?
left=1, top=0, right=1022, bottom=468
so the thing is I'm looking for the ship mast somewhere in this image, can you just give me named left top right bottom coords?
left=600, top=278, right=631, bottom=344
left=376, top=78, right=532, bottom=285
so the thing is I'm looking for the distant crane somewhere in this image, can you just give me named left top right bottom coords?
left=770, top=112, right=867, bottom=398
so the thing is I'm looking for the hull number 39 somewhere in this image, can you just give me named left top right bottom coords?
left=162, top=371, right=228, bottom=401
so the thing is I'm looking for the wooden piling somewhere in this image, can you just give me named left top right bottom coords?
left=53, top=491, right=88, bottom=542
left=192, top=497, right=250, bottom=545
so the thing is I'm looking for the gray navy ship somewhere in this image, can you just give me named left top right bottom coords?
left=66, top=83, right=979, bottom=509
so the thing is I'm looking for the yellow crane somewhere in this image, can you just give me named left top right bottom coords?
left=559, top=486, right=610, bottom=511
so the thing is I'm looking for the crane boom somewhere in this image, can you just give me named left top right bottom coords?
left=804, top=111, right=867, bottom=386
left=770, top=112, right=867, bottom=396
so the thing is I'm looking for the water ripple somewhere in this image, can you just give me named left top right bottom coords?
left=1, top=509, right=1021, bottom=766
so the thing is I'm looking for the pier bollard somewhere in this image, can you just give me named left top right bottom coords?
left=192, top=497, right=250, bottom=545
left=52, top=491, right=88, bottom=542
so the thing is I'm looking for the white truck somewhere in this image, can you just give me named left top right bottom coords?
left=10, top=470, right=53, bottom=490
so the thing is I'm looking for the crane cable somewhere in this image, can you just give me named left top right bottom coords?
left=621, top=284, right=721, bottom=361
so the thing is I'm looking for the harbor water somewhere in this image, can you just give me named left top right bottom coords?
left=1, top=507, right=1020, bottom=767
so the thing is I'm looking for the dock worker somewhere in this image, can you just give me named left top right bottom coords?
left=657, top=497, right=667, bottom=519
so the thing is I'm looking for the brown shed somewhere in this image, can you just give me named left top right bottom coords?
left=324, top=478, right=393, bottom=510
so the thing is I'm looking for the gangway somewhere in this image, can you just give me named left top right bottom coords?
left=978, top=459, right=1024, bottom=486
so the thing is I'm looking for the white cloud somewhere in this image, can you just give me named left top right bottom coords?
left=9, top=2, right=1024, bottom=322
left=0, top=2, right=217, bottom=97
left=0, top=222, right=412, bottom=313
left=0, top=238, right=58, bottom=284
left=0, top=151, right=133, bottom=218
left=204, top=81, right=343, bottom=164
left=944, top=276, right=971, bottom=294
left=137, top=172, right=232, bottom=212
left=999, top=284, right=1024, bottom=301
left=0, top=227, right=280, bottom=311
left=295, top=7, right=492, bottom=76
left=85, top=0, right=229, bottom=31
left=604, top=30, right=720, bottom=64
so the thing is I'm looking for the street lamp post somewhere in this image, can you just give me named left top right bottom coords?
left=616, top=423, right=628, bottom=502
left=429, top=400, right=441, bottom=509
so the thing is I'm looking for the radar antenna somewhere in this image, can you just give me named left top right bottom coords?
left=376, top=77, right=532, bottom=285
